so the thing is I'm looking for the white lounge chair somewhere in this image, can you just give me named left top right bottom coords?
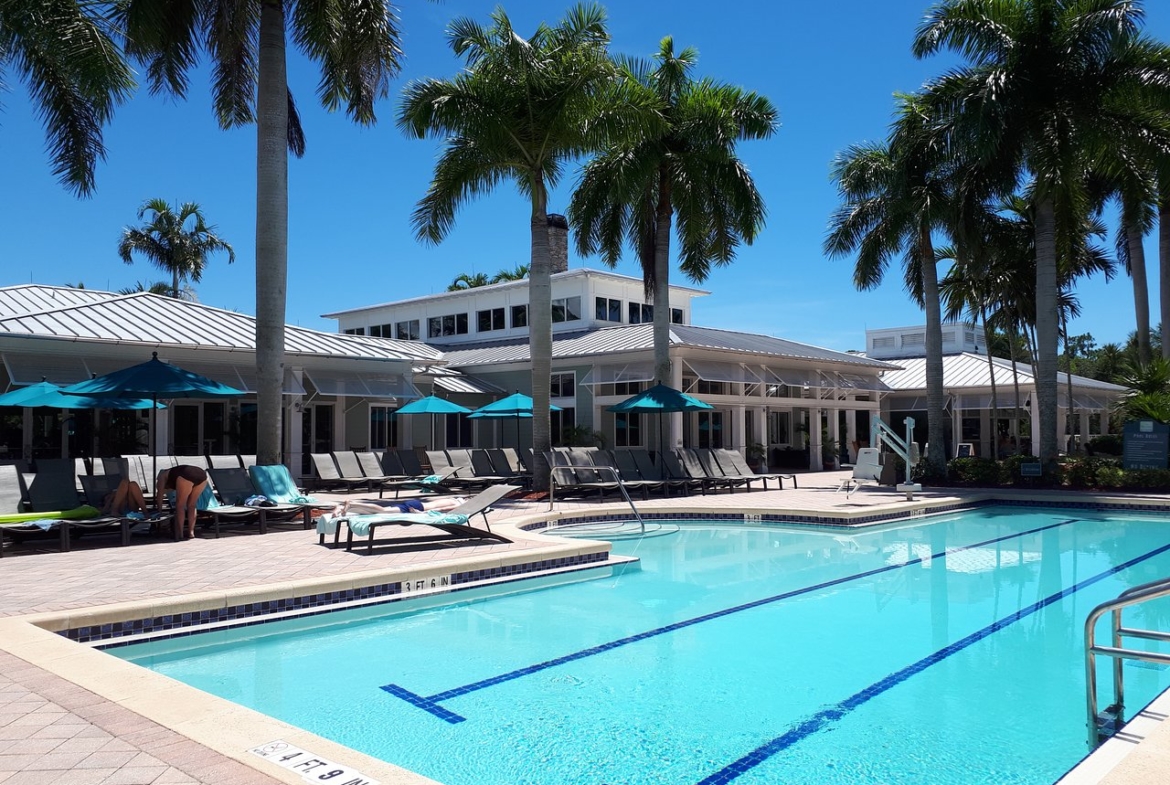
left=836, top=448, right=884, bottom=497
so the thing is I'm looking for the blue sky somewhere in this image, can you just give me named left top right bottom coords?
left=2, top=0, right=1169, bottom=352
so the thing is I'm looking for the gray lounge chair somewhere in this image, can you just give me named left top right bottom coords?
left=715, top=448, right=795, bottom=490
left=334, top=483, right=520, bottom=553
left=309, top=453, right=370, bottom=492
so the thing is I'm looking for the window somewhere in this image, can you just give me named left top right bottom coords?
left=671, top=308, right=683, bottom=324
left=902, top=332, right=925, bottom=348
left=427, top=313, right=469, bottom=338
left=595, top=297, right=622, bottom=322
left=343, top=327, right=366, bottom=336
left=511, top=304, right=528, bottom=328
left=395, top=320, right=420, bottom=341
left=613, top=381, right=643, bottom=396
left=628, top=303, right=653, bottom=324
left=550, top=372, right=576, bottom=399
left=477, top=307, right=505, bottom=332
left=697, top=379, right=727, bottom=395
left=614, top=412, right=642, bottom=447
left=551, top=407, right=577, bottom=446
left=368, top=324, right=394, bottom=338
left=444, top=412, right=472, bottom=448
left=370, top=406, right=397, bottom=450
left=872, top=336, right=895, bottom=350
left=551, top=296, right=581, bottom=323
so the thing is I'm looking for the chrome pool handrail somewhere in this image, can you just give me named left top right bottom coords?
left=1084, top=574, right=1170, bottom=749
left=547, top=463, right=645, bottom=534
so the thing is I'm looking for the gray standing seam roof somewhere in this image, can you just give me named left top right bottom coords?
left=0, top=285, right=120, bottom=318
left=439, top=323, right=896, bottom=370
left=0, top=290, right=444, bottom=362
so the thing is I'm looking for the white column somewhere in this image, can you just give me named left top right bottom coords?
left=733, top=405, right=746, bottom=452
left=827, top=407, right=840, bottom=468
left=1057, top=406, right=1068, bottom=454
left=1029, top=396, right=1040, bottom=456
left=1079, top=412, right=1091, bottom=450
left=753, top=407, right=767, bottom=455
left=951, top=405, right=961, bottom=462
left=288, top=402, right=304, bottom=475
left=809, top=407, right=822, bottom=471
left=979, top=409, right=991, bottom=459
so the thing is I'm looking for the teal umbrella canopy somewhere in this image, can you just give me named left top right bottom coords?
left=62, top=353, right=243, bottom=399
left=396, top=395, right=472, bottom=415
left=0, top=381, right=164, bottom=410
left=468, top=392, right=562, bottom=418
left=607, top=384, right=713, bottom=413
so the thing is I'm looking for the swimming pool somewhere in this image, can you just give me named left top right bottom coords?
left=110, top=507, right=1170, bottom=785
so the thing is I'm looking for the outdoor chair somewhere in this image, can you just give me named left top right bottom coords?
left=308, top=453, right=370, bottom=493
left=635, top=450, right=699, bottom=496
left=486, top=449, right=529, bottom=487
left=597, top=449, right=662, bottom=499
left=715, top=449, right=795, bottom=490
left=674, top=450, right=735, bottom=494
left=324, top=483, right=520, bottom=553
left=207, top=454, right=242, bottom=469
left=470, top=450, right=513, bottom=485
left=247, top=464, right=336, bottom=522
left=334, top=451, right=389, bottom=486
left=205, top=467, right=308, bottom=533
left=835, top=448, right=884, bottom=497
left=356, top=451, right=404, bottom=483
left=395, top=449, right=425, bottom=476
left=0, top=467, right=127, bottom=554
left=693, top=449, right=758, bottom=491
left=376, top=450, right=411, bottom=479
left=424, top=450, right=481, bottom=490
left=546, top=449, right=619, bottom=498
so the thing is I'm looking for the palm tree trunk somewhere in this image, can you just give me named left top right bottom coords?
left=254, top=0, right=288, bottom=466
left=528, top=183, right=553, bottom=491
left=171, top=268, right=180, bottom=299
left=1160, top=201, right=1170, bottom=359
left=1127, top=219, right=1151, bottom=364
left=921, top=231, right=946, bottom=475
left=652, top=178, right=672, bottom=387
left=1009, top=325, right=1023, bottom=455
left=1062, top=310, right=1075, bottom=454
left=982, top=309, right=999, bottom=457
left=1034, top=198, right=1059, bottom=463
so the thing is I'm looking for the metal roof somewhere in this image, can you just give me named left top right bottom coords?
left=440, top=323, right=897, bottom=370
left=879, top=353, right=1125, bottom=394
left=0, top=291, right=444, bottom=363
left=0, top=285, right=119, bottom=318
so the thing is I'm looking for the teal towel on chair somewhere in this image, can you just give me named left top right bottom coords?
left=249, top=465, right=318, bottom=505
left=344, top=511, right=470, bottom=538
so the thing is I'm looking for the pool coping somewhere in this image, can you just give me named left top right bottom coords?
left=5, top=492, right=1170, bottom=784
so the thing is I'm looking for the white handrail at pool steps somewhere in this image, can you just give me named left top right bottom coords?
left=547, top=463, right=645, bottom=534
left=1084, top=574, right=1170, bottom=749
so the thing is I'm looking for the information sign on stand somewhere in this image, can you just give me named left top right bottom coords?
left=1123, top=420, right=1170, bottom=470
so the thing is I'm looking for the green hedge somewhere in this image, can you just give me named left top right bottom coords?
left=939, top=455, right=1170, bottom=491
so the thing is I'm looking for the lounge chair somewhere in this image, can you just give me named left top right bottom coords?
left=545, top=449, right=619, bottom=498
left=634, top=450, right=699, bottom=496
left=425, top=450, right=482, bottom=490
left=327, top=483, right=520, bottom=553
left=676, top=450, right=738, bottom=493
left=79, top=474, right=171, bottom=538
left=486, top=449, right=530, bottom=487
left=0, top=466, right=125, bottom=554
left=309, top=452, right=370, bottom=492
left=836, top=448, right=884, bottom=497
left=248, top=464, right=336, bottom=522
left=396, top=449, right=426, bottom=477
left=597, top=449, right=662, bottom=499
left=359, top=451, right=407, bottom=481
left=207, top=467, right=310, bottom=531
left=693, top=449, right=758, bottom=491
left=470, top=450, right=513, bottom=485
left=207, top=454, right=243, bottom=469
left=715, top=449, right=795, bottom=490
left=376, top=450, right=411, bottom=479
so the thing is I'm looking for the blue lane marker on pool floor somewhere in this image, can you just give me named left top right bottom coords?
left=692, top=539, right=1170, bottom=785
left=382, top=518, right=1082, bottom=723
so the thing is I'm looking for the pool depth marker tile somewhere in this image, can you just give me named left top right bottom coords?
left=381, top=517, right=1083, bottom=722
left=692, top=538, right=1170, bottom=785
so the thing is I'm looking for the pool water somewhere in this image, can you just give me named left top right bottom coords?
left=112, top=507, right=1170, bottom=785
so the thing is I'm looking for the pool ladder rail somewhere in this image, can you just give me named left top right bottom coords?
left=1085, top=575, right=1170, bottom=749
left=546, top=463, right=645, bottom=535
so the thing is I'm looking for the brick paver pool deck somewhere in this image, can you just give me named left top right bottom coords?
left=1, top=472, right=1167, bottom=784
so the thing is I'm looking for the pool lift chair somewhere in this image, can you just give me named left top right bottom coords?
left=837, top=416, right=922, bottom=500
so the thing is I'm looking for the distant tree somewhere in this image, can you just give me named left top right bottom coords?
left=118, top=280, right=194, bottom=299
left=118, top=199, right=234, bottom=299
left=490, top=264, right=529, bottom=283
left=0, top=0, right=134, bottom=195
left=447, top=272, right=490, bottom=291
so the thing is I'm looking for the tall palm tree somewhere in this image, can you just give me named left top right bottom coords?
left=119, top=280, right=190, bottom=298
left=117, top=0, right=404, bottom=465
left=569, top=37, right=777, bottom=388
left=826, top=93, right=956, bottom=475
left=399, top=4, right=632, bottom=490
left=914, top=0, right=1170, bottom=463
left=0, top=0, right=134, bottom=194
left=446, top=272, right=491, bottom=292
left=118, top=199, right=235, bottom=299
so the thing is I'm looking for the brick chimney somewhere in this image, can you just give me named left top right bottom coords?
left=547, top=213, right=569, bottom=274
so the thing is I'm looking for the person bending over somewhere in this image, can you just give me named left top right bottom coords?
left=156, top=464, right=209, bottom=540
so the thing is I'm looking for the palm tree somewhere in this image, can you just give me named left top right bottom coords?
left=490, top=265, right=529, bottom=284
left=117, top=0, right=404, bottom=465
left=826, top=93, right=956, bottom=475
left=913, top=0, right=1170, bottom=463
left=399, top=4, right=630, bottom=491
left=446, top=272, right=491, bottom=291
left=569, top=37, right=777, bottom=388
left=118, top=199, right=235, bottom=299
left=119, top=280, right=189, bottom=298
left=0, top=0, right=134, bottom=195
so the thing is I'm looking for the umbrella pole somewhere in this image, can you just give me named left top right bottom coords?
left=151, top=395, right=158, bottom=491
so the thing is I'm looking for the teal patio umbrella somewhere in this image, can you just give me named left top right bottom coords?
left=468, top=392, right=561, bottom=448
left=0, top=380, right=164, bottom=410
left=395, top=395, right=471, bottom=449
left=63, top=353, right=244, bottom=480
left=607, top=383, right=713, bottom=454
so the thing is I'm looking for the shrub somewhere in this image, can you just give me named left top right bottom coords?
left=1096, top=465, right=1125, bottom=488
left=1063, top=456, right=1103, bottom=489
left=947, top=457, right=1002, bottom=486
left=1121, top=468, right=1170, bottom=491
left=1087, top=434, right=1123, bottom=456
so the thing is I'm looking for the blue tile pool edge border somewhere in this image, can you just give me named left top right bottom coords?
left=65, top=550, right=611, bottom=647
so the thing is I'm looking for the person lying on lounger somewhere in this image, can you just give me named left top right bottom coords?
left=329, top=496, right=467, bottom=518
left=102, top=479, right=149, bottom=517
